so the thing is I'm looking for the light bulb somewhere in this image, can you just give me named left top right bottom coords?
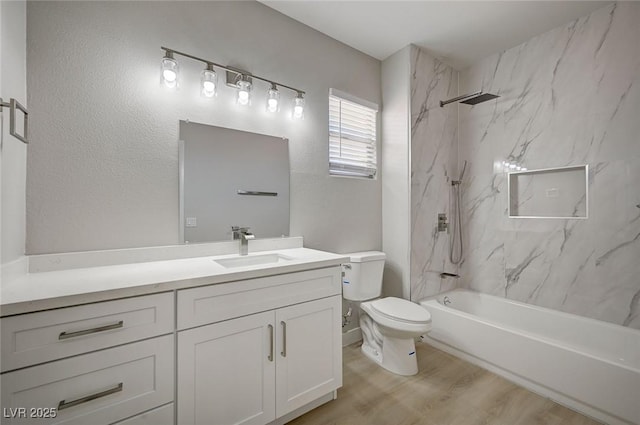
left=201, top=65, right=217, bottom=98
left=292, top=92, right=305, bottom=119
left=160, top=53, right=178, bottom=88
left=509, top=164, right=517, bottom=169
left=237, top=77, right=252, bottom=106
left=163, top=69, right=177, bottom=83
left=266, top=84, right=280, bottom=113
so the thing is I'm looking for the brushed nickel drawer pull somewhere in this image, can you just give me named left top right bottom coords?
left=237, top=190, right=278, bottom=196
left=281, top=321, right=287, bottom=357
left=58, top=382, right=123, bottom=410
left=268, top=324, right=274, bottom=362
left=58, top=320, right=124, bottom=340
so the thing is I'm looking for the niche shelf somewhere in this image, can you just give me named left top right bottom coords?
left=508, top=165, right=588, bottom=219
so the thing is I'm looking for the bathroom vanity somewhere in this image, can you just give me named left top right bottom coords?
left=0, top=239, right=346, bottom=425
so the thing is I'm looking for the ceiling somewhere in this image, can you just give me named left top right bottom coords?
left=260, top=1, right=612, bottom=69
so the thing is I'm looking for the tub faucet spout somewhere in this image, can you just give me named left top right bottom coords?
left=443, top=296, right=451, bottom=306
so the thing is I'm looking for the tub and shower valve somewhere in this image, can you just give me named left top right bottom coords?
left=438, top=213, right=448, bottom=232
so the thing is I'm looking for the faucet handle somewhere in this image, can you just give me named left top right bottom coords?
left=232, top=226, right=254, bottom=239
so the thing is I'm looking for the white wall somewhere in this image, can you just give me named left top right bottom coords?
left=1, top=0, right=27, bottom=267
left=381, top=46, right=411, bottom=299
left=26, top=1, right=381, bottom=254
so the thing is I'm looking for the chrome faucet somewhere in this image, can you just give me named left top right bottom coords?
left=443, top=296, right=451, bottom=306
left=231, top=226, right=255, bottom=256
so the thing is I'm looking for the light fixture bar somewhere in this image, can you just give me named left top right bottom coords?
left=161, top=46, right=305, bottom=96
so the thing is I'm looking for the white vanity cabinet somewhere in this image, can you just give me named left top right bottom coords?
left=1, top=250, right=346, bottom=425
left=0, top=293, right=175, bottom=425
left=176, top=267, right=343, bottom=425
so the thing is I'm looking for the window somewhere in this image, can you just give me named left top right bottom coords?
left=329, top=88, right=378, bottom=179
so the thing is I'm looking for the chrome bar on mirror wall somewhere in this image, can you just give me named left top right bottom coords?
left=237, top=190, right=278, bottom=196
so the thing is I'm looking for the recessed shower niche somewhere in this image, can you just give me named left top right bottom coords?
left=508, top=165, right=588, bottom=219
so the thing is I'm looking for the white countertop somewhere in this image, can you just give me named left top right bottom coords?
left=0, top=247, right=348, bottom=317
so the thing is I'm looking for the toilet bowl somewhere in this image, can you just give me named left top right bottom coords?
left=342, top=251, right=432, bottom=376
left=359, top=297, right=431, bottom=375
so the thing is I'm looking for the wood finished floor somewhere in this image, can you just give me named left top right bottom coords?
left=289, top=342, right=602, bottom=425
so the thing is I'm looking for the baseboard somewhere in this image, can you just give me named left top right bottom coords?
left=342, top=327, right=362, bottom=346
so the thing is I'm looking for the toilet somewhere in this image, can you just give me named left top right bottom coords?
left=343, top=251, right=431, bottom=376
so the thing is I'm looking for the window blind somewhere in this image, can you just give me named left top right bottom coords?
left=329, top=89, right=378, bottom=178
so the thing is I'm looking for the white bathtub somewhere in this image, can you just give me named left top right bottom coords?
left=419, top=289, right=640, bottom=425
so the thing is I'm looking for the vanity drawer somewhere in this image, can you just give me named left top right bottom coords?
left=177, top=266, right=341, bottom=329
left=112, top=403, right=173, bottom=425
left=0, top=335, right=174, bottom=425
left=0, top=292, right=174, bottom=372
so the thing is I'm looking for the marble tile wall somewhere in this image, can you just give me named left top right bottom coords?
left=409, top=46, right=460, bottom=301
left=458, top=2, right=640, bottom=328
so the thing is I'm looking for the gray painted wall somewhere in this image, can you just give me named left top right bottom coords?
left=26, top=1, right=381, bottom=255
left=1, top=1, right=27, bottom=266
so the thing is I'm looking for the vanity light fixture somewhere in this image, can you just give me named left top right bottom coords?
left=160, top=46, right=305, bottom=118
left=201, top=63, right=217, bottom=98
left=236, top=75, right=252, bottom=106
left=292, top=92, right=305, bottom=120
left=266, top=83, right=280, bottom=113
left=161, top=50, right=179, bottom=88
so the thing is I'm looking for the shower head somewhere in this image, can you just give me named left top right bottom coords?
left=440, top=91, right=500, bottom=107
left=460, top=93, right=500, bottom=105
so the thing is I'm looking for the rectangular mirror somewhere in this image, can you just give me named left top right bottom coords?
left=508, top=165, right=588, bottom=219
left=179, top=121, right=290, bottom=243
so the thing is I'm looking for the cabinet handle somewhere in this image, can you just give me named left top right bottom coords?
left=268, top=324, right=274, bottom=362
left=280, top=321, right=287, bottom=357
left=58, top=320, right=124, bottom=340
left=58, top=382, right=123, bottom=410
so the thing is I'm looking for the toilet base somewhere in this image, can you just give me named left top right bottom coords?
left=361, top=331, right=419, bottom=376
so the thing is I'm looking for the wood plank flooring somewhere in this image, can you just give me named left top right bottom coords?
left=289, top=341, right=602, bottom=425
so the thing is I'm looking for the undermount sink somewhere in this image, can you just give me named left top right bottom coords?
left=214, top=253, right=294, bottom=269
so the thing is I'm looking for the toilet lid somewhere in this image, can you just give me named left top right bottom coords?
left=371, top=297, right=431, bottom=323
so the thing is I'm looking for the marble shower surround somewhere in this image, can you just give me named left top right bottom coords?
left=409, top=46, right=460, bottom=302
left=458, top=2, right=640, bottom=328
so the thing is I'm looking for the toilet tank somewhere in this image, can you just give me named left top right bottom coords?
left=342, top=251, right=386, bottom=301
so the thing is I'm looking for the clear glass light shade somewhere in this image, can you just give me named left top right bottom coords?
left=237, top=79, right=252, bottom=106
left=292, top=94, right=305, bottom=119
left=201, top=68, right=217, bottom=98
left=266, top=86, right=280, bottom=113
left=161, top=57, right=178, bottom=88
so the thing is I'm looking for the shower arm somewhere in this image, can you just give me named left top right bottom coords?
left=439, top=91, right=482, bottom=107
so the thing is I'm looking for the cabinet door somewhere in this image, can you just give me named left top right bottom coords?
left=275, top=295, right=342, bottom=417
left=177, top=311, right=275, bottom=425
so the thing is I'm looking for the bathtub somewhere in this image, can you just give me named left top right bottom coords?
left=419, top=289, right=640, bottom=425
